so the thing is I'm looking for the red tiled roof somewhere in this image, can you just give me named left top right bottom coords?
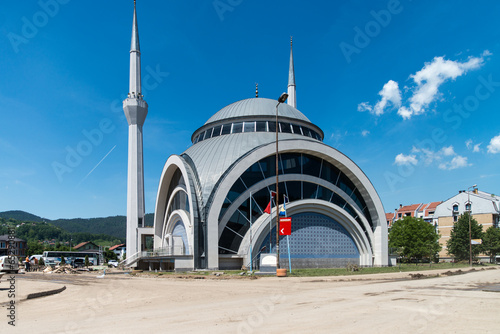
left=426, top=201, right=441, bottom=210
left=397, top=204, right=422, bottom=212
left=73, top=241, right=89, bottom=249
left=73, top=241, right=99, bottom=250
left=386, top=213, right=395, bottom=221
left=109, top=243, right=125, bottom=251
left=424, top=201, right=442, bottom=215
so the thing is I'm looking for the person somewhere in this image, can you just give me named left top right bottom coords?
left=25, top=256, right=30, bottom=272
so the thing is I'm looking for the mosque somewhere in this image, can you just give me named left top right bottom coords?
left=123, top=2, right=388, bottom=271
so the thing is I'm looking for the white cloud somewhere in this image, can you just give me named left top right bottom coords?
left=439, top=155, right=470, bottom=170
left=357, top=102, right=372, bottom=112
left=405, top=145, right=472, bottom=170
left=404, top=56, right=484, bottom=118
left=487, top=134, right=500, bottom=153
left=482, top=50, right=493, bottom=57
left=361, top=130, right=370, bottom=137
left=441, top=145, right=455, bottom=156
left=466, top=139, right=482, bottom=152
left=360, top=52, right=488, bottom=119
left=373, top=80, right=401, bottom=116
left=394, top=153, right=418, bottom=166
left=465, top=139, right=473, bottom=149
left=411, top=146, right=440, bottom=165
left=397, top=106, right=412, bottom=119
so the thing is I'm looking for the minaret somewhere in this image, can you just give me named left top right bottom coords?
left=123, top=0, right=148, bottom=263
left=287, top=37, right=296, bottom=109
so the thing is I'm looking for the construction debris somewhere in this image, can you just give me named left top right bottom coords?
left=43, top=264, right=81, bottom=274
left=43, top=266, right=54, bottom=273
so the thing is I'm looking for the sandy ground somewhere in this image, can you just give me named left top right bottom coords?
left=0, top=267, right=499, bottom=333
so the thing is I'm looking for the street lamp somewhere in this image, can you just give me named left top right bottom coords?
left=249, top=191, right=253, bottom=273
left=275, top=92, right=288, bottom=271
left=468, top=184, right=477, bottom=267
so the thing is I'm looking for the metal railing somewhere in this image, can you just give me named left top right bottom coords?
left=120, top=246, right=192, bottom=266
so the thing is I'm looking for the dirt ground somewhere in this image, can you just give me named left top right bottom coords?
left=1, top=267, right=499, bottom=333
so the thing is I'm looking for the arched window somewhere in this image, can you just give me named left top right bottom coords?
left=217, top=152, right=374, bottom=255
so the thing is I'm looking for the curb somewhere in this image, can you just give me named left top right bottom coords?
left=26, top=286, right=66, bottom=300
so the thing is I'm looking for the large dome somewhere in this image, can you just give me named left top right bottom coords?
left=204, top=98, right=311, bottom=125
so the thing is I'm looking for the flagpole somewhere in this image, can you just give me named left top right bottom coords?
left=287, top=235, right=292, bottom=273
left=269, top=191, right=272, bottom=252
left=249, top=191, right=253, bottom=273
left=281, top=194, right=292, bottom=273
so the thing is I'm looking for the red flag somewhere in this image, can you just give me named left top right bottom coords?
left=264, top=191, right=277, bottom=214
left=264, top=201, right=271, bottom=214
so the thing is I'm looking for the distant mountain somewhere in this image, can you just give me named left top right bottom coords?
left=50, top=216, right=127, bottom=239
left=0, top=210, right=45, bottom=222
left=0, top=211, right=154, bottom=239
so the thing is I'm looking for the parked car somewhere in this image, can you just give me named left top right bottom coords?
left=0, top=255, right=19, bottom=274
left=72, top=259, right=85, bottom=268
left=29, top=254, right=43, bottom=265
left=108, top=260, right=118, bottom=267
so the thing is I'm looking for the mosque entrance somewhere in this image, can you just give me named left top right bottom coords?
left=257, top=212, right=360, bottom=269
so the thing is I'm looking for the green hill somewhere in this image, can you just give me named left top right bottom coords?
left=0, top=211, right=154, bottom=239
left=0, top=210, right=45, bottom=222
left=50, top=216, right=127, bottom=239
left=0, top=218, right=124, bottom=247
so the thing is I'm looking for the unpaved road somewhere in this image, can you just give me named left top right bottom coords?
left=1, top=267, right=499, bottom=333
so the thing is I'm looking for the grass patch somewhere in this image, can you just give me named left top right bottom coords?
left=286, top=262, right=478, bottom=277
left=131, top=262, right=496, bottom=278
left=136, top=269, right=248, bottom=277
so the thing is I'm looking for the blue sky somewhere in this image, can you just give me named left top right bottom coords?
left=1, top=0, right=500, bottom=219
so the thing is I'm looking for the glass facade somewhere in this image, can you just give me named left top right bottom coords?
left=218, top=153, right=373, bottom=254
left=164, top=169, right=190, bottom=222
left=172, top=221, right=189, bottom=255
left=193, top=121, right=322, bottom=144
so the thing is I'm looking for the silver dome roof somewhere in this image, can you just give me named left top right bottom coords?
left=204, top=98, right=311, bottom=125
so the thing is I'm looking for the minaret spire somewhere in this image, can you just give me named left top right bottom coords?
left=131, top=1, right=140, bottom=52
left=129, top=0, right=141, bottom=97
left=287, top=36, right=297, bottom=109
left=123, top=0, right=148, bottom=265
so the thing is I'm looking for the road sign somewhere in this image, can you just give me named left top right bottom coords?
left=279, top=217, right=291, bottom=235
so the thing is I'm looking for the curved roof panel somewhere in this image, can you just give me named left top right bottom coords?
left=183, top=132, right=307, bottom=204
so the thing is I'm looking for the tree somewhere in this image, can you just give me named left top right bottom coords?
left=483, top=226, right=500, bottom=263
left=85, top=255, right=90, bottom=267
left=60, top=255, right=66, bottom=265
left=389, top=216, right=441, bottom=262
left=27, top=240, right=44, bottom=256
left=104, top=249, right=117, bottom=262
left=447, top=212, right=484, bottom=262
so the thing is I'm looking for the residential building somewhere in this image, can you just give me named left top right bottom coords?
left=433, top=188, right=500, bottom=260
left=73, top=241, right=100, bottom=252
left=110, top=243, right=126, bottom=260
left=387, top=202, right=441, bottom=227
left=0, top=235, right=27, bottom=258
